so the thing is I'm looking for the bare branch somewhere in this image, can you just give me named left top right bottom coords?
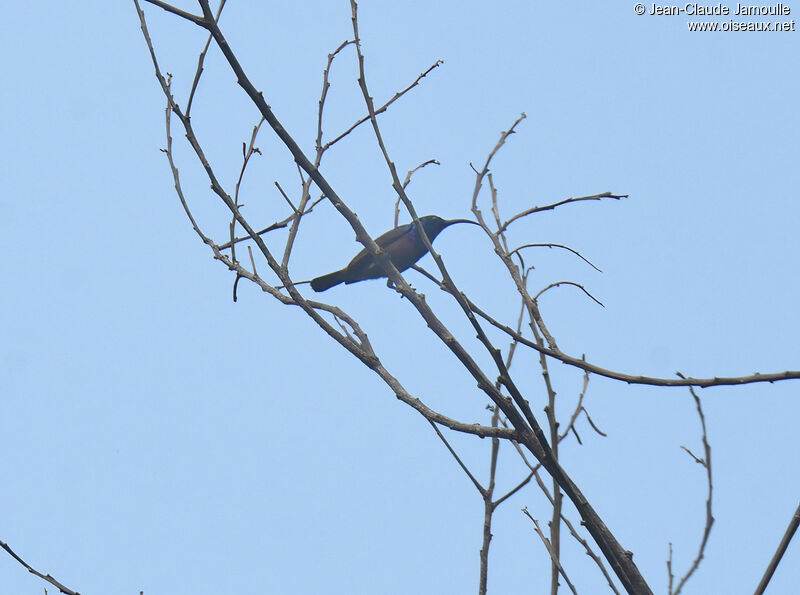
left=274, top=181, right=298, bottom=214
left=135, top=4, right=798, bottom=594
left=416, top=265, right=800, bottom=389
left=469, top=114, right=527, bottom=215
left=479, top=303, right=527, bottom=595
left=560, top=516, right=621, bottom=595
left=500, top=192, right=627, bottom=234
left=186, top=0, right=226, bottom=115
left=428, top=420, right=486, bottom=495
left=488, top=173, right=508, bottom=253
left=466, top=297, right=800, bottom=388
left=348, top=0, right=547, bottom=448
left=395, top=159, right=440, bottom=226
left=755, top=500, right=800, bottom=595
left=247, top=244, right=257, bottom=275
left=141, top=0, right=206, bottom=26
left=559, top=362, right=591, bottom=443
left=229, top=116, right=265, bottom=270
left=493, top=469, right=535, bottom=508
left=530, top=467, right=622, bottom=594
left=322, top=59, right=444, bottom=151
left=159, top=75, right=214, bottom=248
left=521, top=508, right=579, bottom=595
left=219, top=251, right=514, bottom=440
left=217, top=195, right=326, bottom=251
left=316, top=39, right=356, bottom=153
left=669, top=380, right=714, bottom=595
left=0, top=540, right=80, bottom=595
left=583, top=408, right=608, bottom=437
left=533, top=280, right=605, bottom=308
left=509, top=242, right=603, bottom=273
left=403, top=159, right=440, bottom=190
left=468, top=114, right=562, bottom=354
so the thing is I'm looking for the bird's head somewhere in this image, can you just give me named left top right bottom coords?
left=418, top=215, right=480, bottom=240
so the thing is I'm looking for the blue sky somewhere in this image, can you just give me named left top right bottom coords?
left=1, top=2, right=798, bottom=594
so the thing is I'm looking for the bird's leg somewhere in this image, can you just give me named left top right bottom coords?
left=386, top=278, right=413, bottom=298
left=385, top=278, right=402, bottom=299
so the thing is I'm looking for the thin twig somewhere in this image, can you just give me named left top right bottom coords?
left=582, top=408, right=607, bottom=437
left=533, top=281, right=605, bottom=308
left=229, top=116, right=265, bottom=272
left=274, top=181, right=298, bottom=214
left=468, top=114, right=562, bottom=353
left=394, top=159, right=440, bottom=226
left=558, top=361, right=591, bottom=444
left=493, top=469, right=535, bottom=509
left=428, top=420, right=485, bottom=495
left=217, top=196, right=325, bottom=251
left=487, top=173, right=513, bottom=257
left=322, top=60, right=444, bottom=151
left=140, top=0, right=206, bottom=25
left=509, top=243, right=602, bottom=273
left=521, top=509, right=578, bottom=595
left=186, top=0, right=226, bottom=115
left=529, top=467, right=622, bottom=594
left=284, top=39, right=353, bottom=267
left=500, top=192, right=627, bottom=234
left=316, top=39, right=355, bottom=153
left=669, top=378, right=714, bottom=595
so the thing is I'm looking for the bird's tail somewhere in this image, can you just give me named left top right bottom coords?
left=310, top=270, right=346, bottom=292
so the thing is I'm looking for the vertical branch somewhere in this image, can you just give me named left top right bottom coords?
left=669, top=381, right=714, bottom=595
left=542, top=326, right=563, bottom=593
left=231, top=118, right=265, bottom=268
left=478, top=407, right=500, bottom=595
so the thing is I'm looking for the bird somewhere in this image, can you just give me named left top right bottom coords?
left=310, top=215, right=479, bottom=292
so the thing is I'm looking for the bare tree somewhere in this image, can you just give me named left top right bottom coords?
left=128, top=2, right=798, bottom=594
left=6, top=2, right=797, bottom=594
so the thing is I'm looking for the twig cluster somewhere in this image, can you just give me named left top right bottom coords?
left=7, top=3, right=795, bottom=595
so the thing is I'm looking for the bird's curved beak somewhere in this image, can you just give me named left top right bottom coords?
left=445, top=218, right=481, bottom=227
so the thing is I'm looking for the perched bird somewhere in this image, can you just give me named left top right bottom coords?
left=310, top=215, right=479, bottom=292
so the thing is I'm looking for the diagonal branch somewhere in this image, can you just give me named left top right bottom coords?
left=140, top=0, right=205, bottom=25
left=465, top=295, right=800, bottom=388
left=428, top=420, right=486, bottom=495
left=322, top=59, right=444, bottom=151
left=185, top=0, right=226, bottom=116
left=522, top=508, right=579, bottom=595
left=0, top=540, right=80, bottom=595
left=411, top=264, right=800, bottom=390
left=754, top=500, right=800, bottom=595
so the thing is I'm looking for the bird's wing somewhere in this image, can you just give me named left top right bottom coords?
left=346, top=223, right=412, bottom=270
left=374, top=223, right=414, bottom=247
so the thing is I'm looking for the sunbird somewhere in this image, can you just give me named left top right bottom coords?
left=310, top=215, right=479, bottom=292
